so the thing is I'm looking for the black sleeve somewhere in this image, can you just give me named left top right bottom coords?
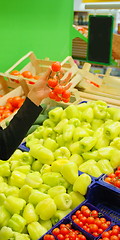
left=0, top=97, right=43, bottom=160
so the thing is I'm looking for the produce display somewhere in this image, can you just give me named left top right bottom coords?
left=45, top=222, right=87, bottom=240
left=0, top=147, right=90, bottom=239
left=0, top=100, right=120, bottom=240
left=25, top=100, right=120, bottom=177
left=71, top=204, right=111, bottom=237
left=104, top=166, right=120, bottom=188
left=99, top=224, right=120, bottom=240
left=0, top=96, right=25, bottom=122
left=10, top=70, right=40, bottom=84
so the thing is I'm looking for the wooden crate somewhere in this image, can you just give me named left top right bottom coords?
left=0, top=86, right=25, bottom=129
left=0, top=51, right=72, bottom=95
left=72, top=37, right=87, bottom=59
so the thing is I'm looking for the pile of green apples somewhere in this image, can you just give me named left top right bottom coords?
left=0, top=100, right=120, bottom=240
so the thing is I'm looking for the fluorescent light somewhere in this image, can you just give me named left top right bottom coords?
left=85, top=2, right=120, bottom=9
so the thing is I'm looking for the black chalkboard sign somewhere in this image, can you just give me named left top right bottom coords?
left=87, top=15, right=114, bottom=65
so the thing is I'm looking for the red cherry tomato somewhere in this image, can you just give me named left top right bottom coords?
left=105, top=177, right=111, bottom=183
left=82, top=209, right=91, bottom=218
left=5, top=103, right=13, bottom=112
left=52, top=228, right=61, bottom=236
left=52, top=61, right=61, bottom=72
left=54, top=85, right=64, bottom=94
left=114, top=180, right=120, bottom=188
left=62, top=90, right=71, bottom=99
left=102, top=232, right=110, bottom=238
left=2, top=110, right=11, bottom=119
left=49, top=90, right=57, bottom=100
left=44, top=235, right=55, bottom=240
left=100, top=218, right=106, bottom=223
left=109, top=173, right=116, bottom=178
left=110, top=235, right=119, bottom=240
left=62, top=98, right=70, bottom=103
left=22, top=71, right=33, bottom=78
left=101, top=223, right=109, bottom=230
left=12, top=96, right=23, bottom=108
left=10, top=70, right=20, bottom=76
left=77, top=235, right=86, bottom=240
left=115, top=170, right=120, bottom=177
left=57, top=234, right=64, bottom=240
left=81, top=205, right=89, bottom=213
left=89, top=224, right=99, bottom=233
left=48, top=78, right=58, bottom=88
left=87, top=216, right=95, bottom=224
left=69, top=232, right=76, bottom=240
left=91, top=210, right=98, bottom=218
left=75, top=210, right=81, bottom=216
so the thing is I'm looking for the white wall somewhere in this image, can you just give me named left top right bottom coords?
left=74, top=0, right=82, bottom=11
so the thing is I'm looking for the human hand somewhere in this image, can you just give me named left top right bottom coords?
left=28, top=67, right=72, bottom=106
left=28, top=68, right=52, bottom=106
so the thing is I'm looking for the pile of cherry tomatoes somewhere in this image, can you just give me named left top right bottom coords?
left=10, top=70, right=40, bottom=84
left=99, top=224, right=120, bottom=240
left=72, top=205, right=111, bottom=237
left=43, top=223, right=87, bottom=240
left=0, top=96, right=25, bottom=122
left=104, top=166, right=120, bottom=189
left=48, top=61, right=71, bottom=103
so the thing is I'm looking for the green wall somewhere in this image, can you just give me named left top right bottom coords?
left=0, top=0, right=74, bottom=72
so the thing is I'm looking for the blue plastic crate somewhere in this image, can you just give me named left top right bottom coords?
left=18, top=142, right=30, bottom=152
left=69, top=200, right=112, bottom=240
left=40, top=217, right=90, bottom=240
left=98, top=173, right=120, bottom=196
left=87, top=183, right=120, bottom=225
left=97, top=223, right=120, bottom=240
